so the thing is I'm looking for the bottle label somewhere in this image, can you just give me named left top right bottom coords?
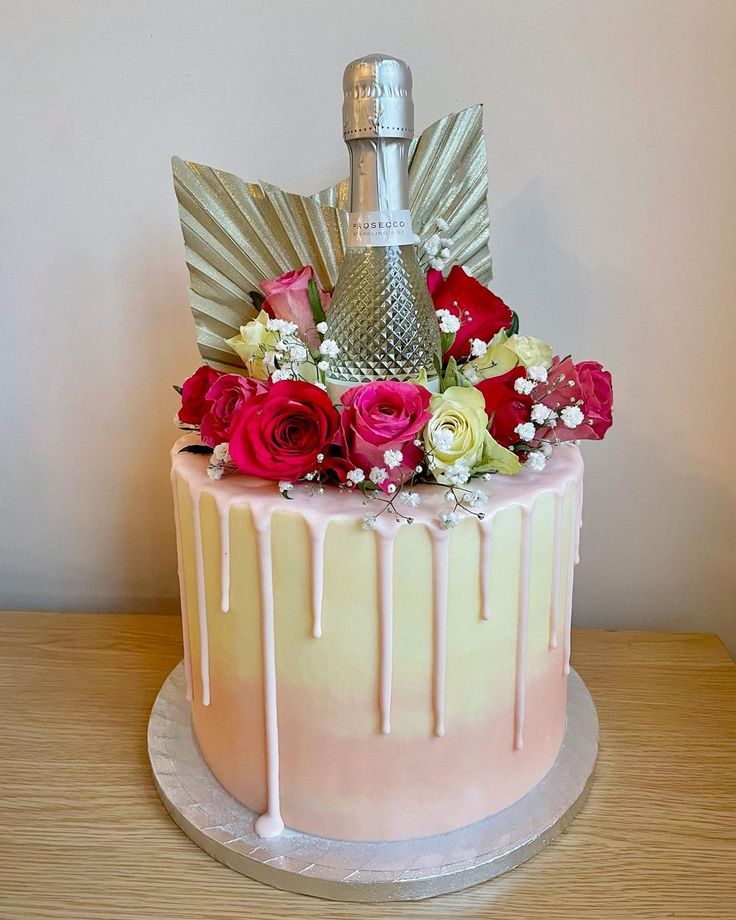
left=347, top=209, right=416, bottom=248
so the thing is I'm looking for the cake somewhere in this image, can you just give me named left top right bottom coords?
left=161, top=54, right=613, bottom=891
left=170, top=434, right=584, bottom=841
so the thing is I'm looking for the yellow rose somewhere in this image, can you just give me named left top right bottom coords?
left=425, top=386, right=520, bottom=483
left=506, top=334, right=553, bottom=369
left=225, top=311, right=279, bottom=380
left=464, top=329, right=519, bottom=381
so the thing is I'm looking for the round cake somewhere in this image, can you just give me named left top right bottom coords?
left=170, top=436, right=583, bottom=842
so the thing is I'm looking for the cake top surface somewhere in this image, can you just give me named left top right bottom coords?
left=172, top=433, right=583, bottom=533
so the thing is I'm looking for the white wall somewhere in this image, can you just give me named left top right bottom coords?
left=2, top=1, right=735, bottom=650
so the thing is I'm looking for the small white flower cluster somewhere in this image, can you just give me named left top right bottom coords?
left=513, top=363, right=548, bottom=396
left=435, top=309, right=460, bottom=335
left=469, top=338, right=488, bottom=358
left=467, top=488, right=488, bottom=510
left=431, top=427, right=454, bottom=452
left=316, top=337, right=340, bottom=375
left=370, top=466, right=388, bottom=485
left=362, top=513, right=378, bottom=531
left=346, top=468, right=365, bottom=486
left=279, top=480, right=294, bottom=494
left=438, top=510, right=460, bottom=529
left=399, top=490, right=421, bottom=508
left=422, top=217, right=452, bottom=271
left=444, top=461, right=471, bottom=486
left=383, top=449, right=403, bottom=470
left=207, top=442, right=232, bottom=481
left=264, top=319, right=312, bottom=383
left=561, top=405, right=585, bottom=428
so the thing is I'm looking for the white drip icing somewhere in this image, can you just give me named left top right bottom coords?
left=252, top=517, right=284, bottom=838
left=513, top=507, right=533, bottom=750
left=219, top=501, right=231, bottom=613
left=548, top=492, right=564, bottom=649
left=302, top=514, right=328, bottom=639
left=376, top=530, right=395, bottom=735
left=562, top=481, right=583, bottom=675
left=170, top=472, right=193, bottom=702
left=191, top=491, right=211, bottom=706
left=478, top=517, right=495, bottom=621
left=430, top=529, right=451, bottom=738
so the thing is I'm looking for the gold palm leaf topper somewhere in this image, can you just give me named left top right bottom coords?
left=173, top=104, right=491, bottom=373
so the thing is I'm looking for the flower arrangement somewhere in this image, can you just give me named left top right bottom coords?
left=176, top=257, right=613, bottom=528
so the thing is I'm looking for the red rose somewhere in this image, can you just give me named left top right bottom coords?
left=228, top=380, right=339, bottom=480
left=200, top=375, right=269, bottom=447
left=576, top=361, right=613, bottom=439
left=428, top=265, right=513, bottom=361
left=475, top=367, right=532, bottom=447
left=334, top=381, right=431, bottom=490
left=178, top=365, right=220, bottom=425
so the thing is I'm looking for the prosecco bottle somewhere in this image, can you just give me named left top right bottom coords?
left=325, top=54, right=441, bottom=398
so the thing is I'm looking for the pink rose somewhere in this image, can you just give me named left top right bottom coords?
left=335, top=381, right=432, bottom=491
left=200, top=374, right=269, bottom=447
left=533, top=357, right=612, bottom=442
left=178, top=365, right=220, bottom=425
left=229, top=380, right=339, bottom=481
left=576, top=361, right=613, bottom=439
left=261, top=265, right=330, bottom=352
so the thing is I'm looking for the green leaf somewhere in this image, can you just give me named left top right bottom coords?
left=433, top=352, right=444, bottom=387
left=307, top=279, right=327, bottom=327
left=440, top=331, right=456, bottom=355
left=506, top=311, right=519, bottom=337
left=442, top=356, right=459, bottom=389
left=172, top=384, right=183, bottom=395
left=179, top=444, right=213, bottom=455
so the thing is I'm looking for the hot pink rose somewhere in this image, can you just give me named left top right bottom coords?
left=576, top=361, right=613, bottom=439
left=261, top=265, right=330, bottom=352
left=335, top=381, right=432, bottom=491
left=199, top=374, right=269, bottom=447
left=178, top=365, right=220, bottom=425
left=228, top=380, right=339, bottom=480
left=533, top=357, right=612, bottom=442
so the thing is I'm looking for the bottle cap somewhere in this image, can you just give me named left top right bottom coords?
left=342, top=54, right=414, bottom=140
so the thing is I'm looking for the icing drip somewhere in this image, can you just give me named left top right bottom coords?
left=170, top=472, right=193, bottom=702
left=303, top=515, right=328, bottom=639
left=219, top=501, right=231, bottom=613
left=478, top=517, right=495, bottom=621
left=548, top=492, right=564, bottom=649
left=513, top=507, right=532, bottom=751
left=253, top=517, right=284, bottom=839
left=430, top=529, right=451, bottom=737
left=376, top=530, right=395, bottom=735
left=191, top=492, right=211, bottom=706
left=562, top=482, right=583, bottom=675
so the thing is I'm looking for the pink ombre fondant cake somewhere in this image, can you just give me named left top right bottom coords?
left=170, top=433, right=584, bottom=842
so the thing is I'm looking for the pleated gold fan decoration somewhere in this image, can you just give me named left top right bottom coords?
left=173, top=104, right=491, bottom=372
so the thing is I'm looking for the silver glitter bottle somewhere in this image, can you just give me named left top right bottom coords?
left=325, top=54, right=441, bottom=398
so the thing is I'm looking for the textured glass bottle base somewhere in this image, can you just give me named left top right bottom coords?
left=325, top=244, right=442, bottom=385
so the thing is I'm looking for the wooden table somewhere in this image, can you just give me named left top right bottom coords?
left=1, top=613, right=734, bottom=919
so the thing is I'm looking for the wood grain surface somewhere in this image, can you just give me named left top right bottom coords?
left=0, top=612, right=734, bottom=919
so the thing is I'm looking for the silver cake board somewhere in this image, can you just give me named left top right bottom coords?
left=148, top=663, right=597, bottom=902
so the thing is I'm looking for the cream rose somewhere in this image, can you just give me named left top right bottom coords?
left=225, top=311, right=279, bottom=380
left=506, top=334, right=553, bottom=369
left=464, top=329, right=519, bottom=381
left=425, top=386, right=520, bottom=483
